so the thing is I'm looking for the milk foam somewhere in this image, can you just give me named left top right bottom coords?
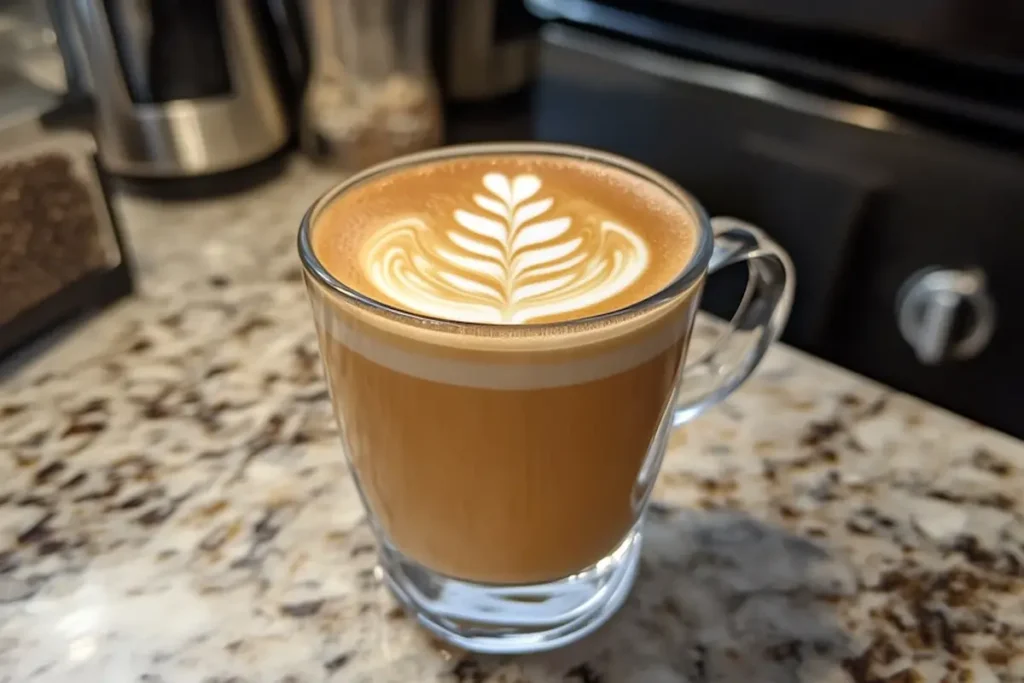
left=311, top=286, right=697, bottom=390
left=359, top=172, right=650, bottom=324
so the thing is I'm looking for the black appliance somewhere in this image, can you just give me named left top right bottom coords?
left=452, top=0, right=1024, bottom=436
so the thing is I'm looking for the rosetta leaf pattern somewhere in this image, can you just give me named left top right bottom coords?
left=362, top=172, right=650, bottom=323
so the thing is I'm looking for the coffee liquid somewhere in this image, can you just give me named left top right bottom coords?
left=309, top=154, right=701, bottom=583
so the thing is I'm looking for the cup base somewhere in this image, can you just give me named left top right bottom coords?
left=379, top=529, right=642, bottom=654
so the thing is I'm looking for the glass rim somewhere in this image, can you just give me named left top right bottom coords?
left=297, top=142, right=714, bottom=331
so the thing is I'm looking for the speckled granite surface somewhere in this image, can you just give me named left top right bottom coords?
left=1, top=159, right=1022, bottom=683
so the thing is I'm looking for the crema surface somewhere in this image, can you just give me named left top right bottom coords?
left=313, top=154, right=697, bottom=324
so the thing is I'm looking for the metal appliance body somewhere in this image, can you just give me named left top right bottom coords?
left=642, top=0, right=1024, bottom=73
left=498, top=18, right=1024, bottom=436
left=56, top=0, right=290, bottom=178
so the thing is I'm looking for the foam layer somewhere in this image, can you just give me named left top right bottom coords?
left=313, top=154, right=697, bottom=325
left=308, top=279, right=701, bottom=390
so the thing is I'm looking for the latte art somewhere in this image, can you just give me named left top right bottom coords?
left=314, top=154, right=697, bottom=327
left=360, top=173, right=650, bottom=323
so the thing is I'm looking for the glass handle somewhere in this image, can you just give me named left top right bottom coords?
left=673, top=217, right=795, bottom=426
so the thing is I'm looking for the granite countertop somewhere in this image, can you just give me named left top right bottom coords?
left=1, top=159, right=1022, bottom=683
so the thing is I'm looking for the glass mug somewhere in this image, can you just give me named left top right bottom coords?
left=298, top=143, right=794, bottom=654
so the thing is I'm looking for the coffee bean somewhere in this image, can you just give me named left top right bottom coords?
left=0, top=154, right=109, bottom=324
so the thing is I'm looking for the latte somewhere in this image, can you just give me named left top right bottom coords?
left=313, top=155, right=696, bottom=324
left=306, top=151, right=703, bottom=584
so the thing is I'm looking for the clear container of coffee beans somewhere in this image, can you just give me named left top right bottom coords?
left=0, top=102, right=132, bottom=359
left=301, top=0, right=443, bottom=171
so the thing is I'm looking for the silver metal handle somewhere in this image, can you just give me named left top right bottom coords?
left=47, top=0, right=91, bottom=95
left=673, top=218, right=795, bottom=425
left=897, top=267, right=996, bottom=365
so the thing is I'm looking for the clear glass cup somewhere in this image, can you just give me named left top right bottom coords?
left=298, top=143, right=794, bottom=654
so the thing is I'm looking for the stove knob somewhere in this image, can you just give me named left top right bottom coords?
left=896, top=267, right=996, bottom=365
